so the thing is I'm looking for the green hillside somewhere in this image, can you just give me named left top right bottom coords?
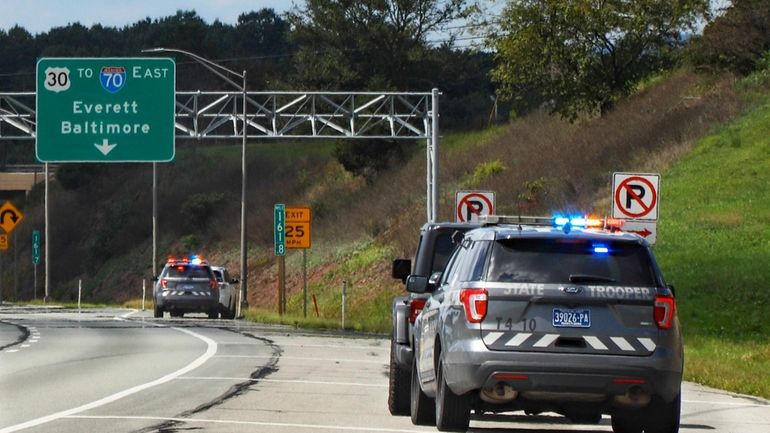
left=655, top=70, right=770, bottom=397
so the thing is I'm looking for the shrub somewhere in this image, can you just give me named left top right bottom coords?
left=180, top=192, right=228, bottom=231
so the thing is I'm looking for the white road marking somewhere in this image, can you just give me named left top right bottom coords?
left=65, top=415, right=428, bottom=432
left=683, top=399, right=770, bottom=408
left=274, top=343, right=387, bottom=351
left=0, top=326, right=217, bottom=433
left=120, top=309, right=139, bottom=318
left=214, top=355, right=384, bottom=364
left=177, top=376, right=387, bottom=388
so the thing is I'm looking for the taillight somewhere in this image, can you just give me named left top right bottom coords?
left=460, top=288, right=488, bottom=323
left=160, top=279, right=168, bottom=289
left=408, top=298, right=426, bottom=324
left=654, top=296, right=675, bottom=329
left=210, top=279, right=218, bottom=290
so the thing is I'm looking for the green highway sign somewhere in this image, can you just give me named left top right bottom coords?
left=36, top=57, right=175, bottom=162
left=274, top=203, right=285, bottom=256
left=32, top=230, right=41, bottom=265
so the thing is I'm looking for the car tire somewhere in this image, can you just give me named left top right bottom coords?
left=387, top=337, right=410, bottom=416
left=644, top=393, right=681, bottom=433
left=611, top=413, right=643, bottom=433
left=208, top=309, right=219, bottom=319
left=567, top=410, right=602, bottom=424
left=435, top=358, right=470, bottom=432
left=153, top=305, right=163, bottom=318
left=410, top=354, right=435, bottom=426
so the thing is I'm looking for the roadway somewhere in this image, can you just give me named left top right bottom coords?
left=1, top=305, right=768, bottom=433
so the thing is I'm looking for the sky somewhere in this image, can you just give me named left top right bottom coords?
left=0, top=0, right=297, bottom=35
left=0, top=0, right=729, bottom=42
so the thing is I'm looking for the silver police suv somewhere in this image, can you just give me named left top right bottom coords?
left=154, top=256, right=220, bottom=319
left=409, top=216, right=682, bottom=432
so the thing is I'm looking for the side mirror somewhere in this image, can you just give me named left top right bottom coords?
left=152, top=276, right=159, bottom=282
left=406, top=275, right=428, bottom=294
left=428, top=271, right=443, bottom=290
left=392, top=259, right=411, bottom=283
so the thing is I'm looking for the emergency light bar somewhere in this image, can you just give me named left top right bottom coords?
left=481, top=214, right=624, bottom=231
left=480, top=215, right=553, bottom=226
left=166, top=255, right=208, bottom=265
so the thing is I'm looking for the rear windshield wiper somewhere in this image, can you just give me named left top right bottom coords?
left=569, top=274, right=616, bottom=283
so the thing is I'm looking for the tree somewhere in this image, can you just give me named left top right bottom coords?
left=287, top=0, right=470, bottom=90
left=489, top=0, right=709, bottom=120
left=691, top=0, right=770, bottom=75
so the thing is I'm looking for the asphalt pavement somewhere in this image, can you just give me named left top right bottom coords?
left=1, top=304, right=769, bottom=433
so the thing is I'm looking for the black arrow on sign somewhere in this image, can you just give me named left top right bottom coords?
left=0, top=209, right=19, bottom=225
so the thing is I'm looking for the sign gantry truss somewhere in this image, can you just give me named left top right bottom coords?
left=0, top=90, right=440, bottom=222
left=0, top=91, right=433, bottom=140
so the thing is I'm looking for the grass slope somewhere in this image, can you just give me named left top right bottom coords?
left=655, top=86, right=770, bottom=397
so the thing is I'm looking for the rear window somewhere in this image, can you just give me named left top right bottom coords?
left=164, top=265, right=212, bottom=279
left=487, top=238, right=657, bottom=286
left=212, top=270, right=224, bottom=282
left=431, top=233, right=457, bottom=274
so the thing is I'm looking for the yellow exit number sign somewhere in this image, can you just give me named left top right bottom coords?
left=285, top=206, right=311, bottom=249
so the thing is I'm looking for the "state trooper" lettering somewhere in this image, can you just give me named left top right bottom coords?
left=587, top=286, right=652, bottom=299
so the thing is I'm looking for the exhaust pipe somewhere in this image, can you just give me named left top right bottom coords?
left=613, top=386, right=651, bottom=408
left=480, top=382, right=519, bottom=404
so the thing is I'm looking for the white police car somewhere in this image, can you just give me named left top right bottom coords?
left=211, top=265, right=239, bottom=319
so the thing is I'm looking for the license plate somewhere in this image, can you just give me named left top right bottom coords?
left=553, top=308, right=591, bottom=328
left=181, top=284, right=195, bottom=290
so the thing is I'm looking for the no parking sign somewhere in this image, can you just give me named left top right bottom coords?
left=612, top=173, right=660, bottom=220
left=456, top=191, right=495, bottom=223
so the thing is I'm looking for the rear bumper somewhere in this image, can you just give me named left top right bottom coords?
left=443, top=340, right=682, bottom=402
left=156, top=294, right=218, bottom=313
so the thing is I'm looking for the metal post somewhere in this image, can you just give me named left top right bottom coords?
left=44, top=162, right=49, bottom=303
left=13, top=230, right=18, bottom=300
left=431, top=88, right=440, bottom=222
left=240, top=70, right=248, bottom=315
left=303, top=249, right=307, bottom=318
left=142, top=279, right=146, bottom=311
left=33, top=264, right=37, bottom=300
left=77, top=279, right=82, bottom=313
left=278, top=255, right=285, bottom=315
left=142, top=47, right=249, bottom=317
left=341, top=281, right=347, bottom=330
left=152, top=162, right=157, bottom=278
left=426, top=125, right=432, bottom=222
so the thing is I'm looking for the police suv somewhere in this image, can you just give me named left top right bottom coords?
left=389, top=222, right=479, bottom=415
left=408, top=216, right=682, bottom=432
left=153, top=256, right=220, bottom=319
